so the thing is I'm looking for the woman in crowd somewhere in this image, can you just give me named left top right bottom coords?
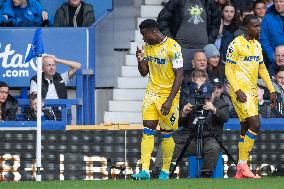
left=0, top=81, right=18, bottom=121
left=204, top=43, right=225, bottom=81
left=215, top=0, right=241, bottom=61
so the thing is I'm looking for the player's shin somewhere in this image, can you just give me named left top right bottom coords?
left=141, top=128, right=155, bottom=171
left=161, top=133, right=175, bottom=172
left=238, top=135, right=248, bottom=162
left=244, top=129, right=257, bottom=155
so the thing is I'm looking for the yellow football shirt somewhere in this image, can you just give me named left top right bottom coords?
left=226, top=35, right=263, bottom=93
left=143, top=37, right=183, bottom=96
left=225, top=35, right=274, bottom=94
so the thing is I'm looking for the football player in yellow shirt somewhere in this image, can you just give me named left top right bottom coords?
left=131, top=19, right=183, bottom=180
left=225, top=14, right=277, bottom=179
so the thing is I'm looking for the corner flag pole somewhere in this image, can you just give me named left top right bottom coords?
left=25, top=28, right=44, bottom=181
left=36, top=55, right=43, bottom=181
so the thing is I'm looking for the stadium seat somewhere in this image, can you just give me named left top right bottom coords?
left=188, top=152, right=224, bottom=178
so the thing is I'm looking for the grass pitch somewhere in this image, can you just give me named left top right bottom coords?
left=1, top=177, right=284, bottom=189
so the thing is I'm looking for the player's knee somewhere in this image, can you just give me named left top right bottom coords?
left=143, top=120, right=158, bottom=130
left=160, top=128, right=173, bottom=133
left=248, top=125, right=260, bottom=134
left=247, top=116, right=261, bottom=133
left=143, top=127, right=156, bottom=135
left=161, top=132, right=173, bottom=139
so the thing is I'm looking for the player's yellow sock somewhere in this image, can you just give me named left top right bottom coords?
left=239, top=130, right=257, bottom=162
left=161, top=133, right=175, bottom=172
left=141, top=128, right=155, bottom=171
left=244, top=129, right=257, bottom=154
left=238, top=135, right=247, bottom=162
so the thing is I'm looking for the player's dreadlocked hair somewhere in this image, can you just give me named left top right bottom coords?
left=139, top=19, right=159, bottom=31
left=243, top=14, right=259, bottom=27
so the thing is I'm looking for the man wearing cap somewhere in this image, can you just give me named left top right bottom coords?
left=153, top=70, right=229, bottom=178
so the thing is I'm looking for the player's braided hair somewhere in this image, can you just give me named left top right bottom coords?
left=243, top=14, right=259, bottom=27
left=139, top=19, right=159, bottom=31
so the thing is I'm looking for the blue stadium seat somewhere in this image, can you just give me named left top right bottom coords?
left=188, top=152, right=224, bottom=178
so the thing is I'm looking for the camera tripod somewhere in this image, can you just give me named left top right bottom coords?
left=169, top=114, right=237, bottom=178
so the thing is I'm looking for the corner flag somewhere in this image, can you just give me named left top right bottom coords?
left=25, top=28, right=44, bottom=63
left=24, top=28, right=45, bottom=181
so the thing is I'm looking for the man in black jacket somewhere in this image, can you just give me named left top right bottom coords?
left=153, top=76, right=229, bottom=178
left=0, top=81, right=18, bottom=121
left=158, top=0, right=222, bottom=71
left=54, top=0, right=95, bottom=27
left=30, top=55, right=81, bottom=120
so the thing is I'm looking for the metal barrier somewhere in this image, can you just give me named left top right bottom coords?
left=0, top=99, right=82, bottom=130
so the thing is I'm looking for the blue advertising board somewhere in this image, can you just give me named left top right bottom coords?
left=0, top=28, right=94, bottom=87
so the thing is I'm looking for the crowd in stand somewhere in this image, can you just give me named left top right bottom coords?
left=158, top=0, right=284, bottom=118
left=0, top=0, right=88, bottom=121
left=0, top=0, right=95, bottom=27
left=0, top=55, right=81, bottom=121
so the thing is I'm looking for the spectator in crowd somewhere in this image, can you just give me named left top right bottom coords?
left=0, top=0, right=52, bottom=27
left=258, top=45, right=284, bottom=99
left=225, top=14, right=276, bottom=178
left=30, top=55, right=81, bottom=120
left=259, top=65, right=284, bottom=117
left=275, top=45, right=284, bottom=66
left=131, top=19, right=183, bottom=181
left=54, top=0, right=95, bottom=27
left=271, top=66, right=284, bottom=116
left=204, top=43, right=225, bottom=80
left=157, top=0, right=221, bottom=72
left=24, top=93, right=55, bottom=121
left=275, top=66, right=284, bottom=90
left=153, top=70, right=229, bottom=178
left=192, top=51, right=208, bottom=72
left=253, top=0, right=267, bottom=22
left=260, top=1, right=284, bottom=76
left=215, top=0, right=241, bottom=61
left=240, top=8, right=254, bottom=21
left=0, top=81, right=18, bottom=121
left=183, top=50, right=215, bottom=83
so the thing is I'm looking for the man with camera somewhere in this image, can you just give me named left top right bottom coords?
left=153, top=70, right=229, bottom=178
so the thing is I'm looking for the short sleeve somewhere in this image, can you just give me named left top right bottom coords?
left=169, top=42, right=183, bottom=69
left=226, top=40, right=238, bottom=64
left=256, top=42, right=264, bottom=64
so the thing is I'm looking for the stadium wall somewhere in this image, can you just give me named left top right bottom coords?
left=0, top=129, right=283, bottom=181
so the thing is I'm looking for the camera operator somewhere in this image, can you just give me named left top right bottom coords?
left=153, top=70, right=229, bottom=178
